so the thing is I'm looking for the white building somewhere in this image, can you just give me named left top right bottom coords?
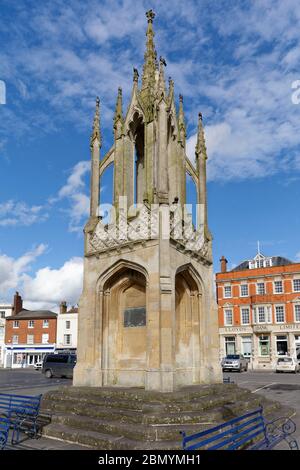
left=0, top=302, right=13, bottom=367
left=56, top=302, right=78, bottom=352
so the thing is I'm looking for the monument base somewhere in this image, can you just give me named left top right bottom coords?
left=41, top=383, right=287, bottom=450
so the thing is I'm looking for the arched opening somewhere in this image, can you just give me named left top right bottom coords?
left=102, top=266, right=147, bottom=387
left=175, top=267, right=201, bottom=386
left=130, top=113, right=145, bottom=205
left=185, top=172, right=198, bottom=228
left=100, top=162, right=114, bottom=224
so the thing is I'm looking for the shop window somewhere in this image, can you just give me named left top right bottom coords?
left=276, top=335, right=288, bottom=356
left=259, top=335, right=270, bottom=356
left=225, top=336, right=236, bottom=355
left=241, top=336, right=252, bottom=358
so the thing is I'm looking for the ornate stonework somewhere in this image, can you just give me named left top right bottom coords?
left=73, top=11, right=222, bottom=392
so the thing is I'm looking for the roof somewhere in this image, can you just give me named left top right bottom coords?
left=231, top=256, right=293, bottom=273
left=7, top=309, right=57, bottom=320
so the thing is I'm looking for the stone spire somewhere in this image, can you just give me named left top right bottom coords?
left=195, top=112, right=210, bottom=238
left=89, top=97, right=101, bottom=218
left=113, top=87, right=124, bottom=138
left=90, top=96, right=101, bottom=148
left=141, top=10, right=157, bottom=98
left=158, top=56, right=166, bottom=96
left=195, top=112, right=207, bottom=161
left=168, top=76, right=174, bottom=100
left=178, top=94, right=186, bottom=145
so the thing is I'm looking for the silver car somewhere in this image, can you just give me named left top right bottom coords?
left=222, top=354, right=248, bottom=372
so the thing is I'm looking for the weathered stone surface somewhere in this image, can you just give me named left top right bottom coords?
left=41, top=385, right=291, bottom=450
left=73, top=10, right=223, bottom=393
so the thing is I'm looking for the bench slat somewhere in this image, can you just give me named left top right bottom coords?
left=180, top=405, right=298, bottom=451
left=184, top=415, right=264, bottom=450
left=182, top=407, right=262, bottom=446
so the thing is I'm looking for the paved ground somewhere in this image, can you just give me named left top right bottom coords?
left=0, top=368, right=71, bottom=396
left=1, top=368, right=300, bottom=450
left=0, top=368, right=87, bottom=449
left=224, top=369, right=300, bottom=449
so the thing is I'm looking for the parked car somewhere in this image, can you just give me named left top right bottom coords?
left=221, top=354, right=248, bottom=372
left=276, top=357, right=300, bottom=374
left=42, top=353, right=77, bottom=379
left=34, top=361, right=43, bottom=370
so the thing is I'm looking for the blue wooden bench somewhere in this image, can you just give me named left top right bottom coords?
left=181, top=406, right=299, bottom=450
left=0, top=417, right=10, bottom=450
left=0, top=393, right=42, bottom=445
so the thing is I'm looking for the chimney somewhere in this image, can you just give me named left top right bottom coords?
left=13, top=291, right=23, bottom=315
left=220, top=256, right=228, bottom=273
left=60, top=301, right=67, bottom=314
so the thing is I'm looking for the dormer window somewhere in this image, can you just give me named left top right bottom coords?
left=249, top=253, right=272, bottom=269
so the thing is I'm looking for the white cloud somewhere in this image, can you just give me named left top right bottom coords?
left=296, top=252, right=300, bottom=262
left=22, top=257, right=83, bottom=310
left=1, top=0, right=300, bottom=183
left=0, top=200, right=48, bottom=227
left=56, top=160, right=90, bottom=232
left=0, top=244, right=47, bottom=297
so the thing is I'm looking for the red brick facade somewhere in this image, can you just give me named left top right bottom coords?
left=5, top=318, right=57, bottom=345
left=216, top=255, right=300, bottom=369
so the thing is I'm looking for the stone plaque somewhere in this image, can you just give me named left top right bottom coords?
left=124, top=307, right=146, bottom=327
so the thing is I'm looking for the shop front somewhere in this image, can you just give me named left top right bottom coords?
left=220, top=324, right=300, bottom=370
left=4, top=344, right=55, bottom=368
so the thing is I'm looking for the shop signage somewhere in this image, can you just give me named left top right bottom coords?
left=253, top=325, right=271, bottom=332
left=279, top=324, right=300, bottom=331
left=223, top=327, right=251, bottom=333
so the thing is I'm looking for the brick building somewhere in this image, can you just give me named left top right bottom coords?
left=216, top=252, right=300, bottom=370
left=4, top=292, right=57, bottom=368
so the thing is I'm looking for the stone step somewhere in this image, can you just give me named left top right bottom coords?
left=43, top=423, right=182, bottom=450
left=42, top=399, right=225, bottom=425
left=42, top=387, right=251, bottom=414
left=49, top=412, right=222, bottom=441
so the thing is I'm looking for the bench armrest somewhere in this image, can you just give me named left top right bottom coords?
left=265, top=416, right=296, bottom=436
left=265, top=416, right=298, bottom=450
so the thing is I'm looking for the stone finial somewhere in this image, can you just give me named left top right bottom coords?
left=158, top=56, right=166, bottom=95
left=141, top=9, right=157, bottom=98
left=159, top=56, right=167, bottom=67
left=133, top=68, right=139, bottom=83
left=178, top=94, right=186, bottom=144
left=90, top=96, right=101, bottom=148
left=146, top=9, right=155, bottom=23
left=195, top=111, right=207, bottom=160
left=113, top=87, right=124, bottom=138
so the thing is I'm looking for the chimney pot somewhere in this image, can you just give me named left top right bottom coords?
left=220, top=256, right=228, bottom=273
left=13, top=292, right=23, bottom=315
left=60, top=301, right=67, bottom=314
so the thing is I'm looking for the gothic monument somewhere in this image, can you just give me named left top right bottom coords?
left=73, top=10, right=222, bottom=392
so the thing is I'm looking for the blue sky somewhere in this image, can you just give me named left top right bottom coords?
left=0, top=0, right=300, bottom=310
